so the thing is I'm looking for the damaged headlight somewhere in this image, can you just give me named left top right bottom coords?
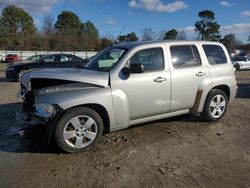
left=35, top=103, right=56, bottom=118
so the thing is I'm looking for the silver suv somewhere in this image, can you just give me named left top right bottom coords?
left=17, top=41, right=237, bottom=153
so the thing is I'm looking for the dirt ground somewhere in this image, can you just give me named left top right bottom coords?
left=0, top=70, right=250, bottom=188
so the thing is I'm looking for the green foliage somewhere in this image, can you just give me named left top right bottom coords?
left=55, top=11, right=81, bottom=35
left=195, top=10, right=221, bottom=41
left=0, top=5, right=249, bottom=51
left=80, top=21, right=100, bottom=51
left=220, top=33, right=237, bottom=53
left=239, top=43, right=250, bottom=51
left=164, top=29, right=178, bottom=40
left=117, top=32, right=138, bottom=42
left=99, top=37, right=113, bottom=49
left=0, top=5, right=36, bottom=50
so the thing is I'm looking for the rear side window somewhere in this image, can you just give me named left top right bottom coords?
left=60, top=55, right=70, bottom=62
left=203, top=45, right=227, bottom=65
left=170, top=45, right=201, bottom=68
left=42, top=55, right=56, bottom=63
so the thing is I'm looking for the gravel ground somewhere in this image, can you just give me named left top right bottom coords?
left=0, top=70, right=250, bottom=188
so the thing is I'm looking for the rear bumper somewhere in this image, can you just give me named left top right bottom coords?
left=229, top=84, right=238, bottom=103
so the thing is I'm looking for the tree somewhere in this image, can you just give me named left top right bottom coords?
left=176, top=30, right=187, bottom=40
left=54, top=11, right=82, bottom=50
left=141, top=27, right=155, bottom=41
left=1, top=5, right=36, bottom=50
left=80, top=21, right=100, bottom=51
left=164, top=29, right=178, bottom=40
left=42, top=15, right=54, bottom=36
left=40, top=15, right=55, bottom=50
left=220, top=33, right=237, bottom=53
left=117, top=32, right=138, bottom=42
left=195, top=10, right=221, bottom=41
left=55, top=11, right=81, bottom=35
left=0, top=19, right=6, bottom=49
left=99, top=37, right=113, bottom=49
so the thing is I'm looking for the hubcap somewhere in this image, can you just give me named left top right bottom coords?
left=209, top=94, right=226, bottom=118
left=18, top=71, right=25, bottom=79
left=63, top=115, right=98, bottom=149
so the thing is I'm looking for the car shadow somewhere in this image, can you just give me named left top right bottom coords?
left=0, top=102, right=204, bottom=154
left=236, top=83, right=250, bottom=98
left=0, top=76, right=16, bottom=83
left=0, top=102, right=61, bottom=154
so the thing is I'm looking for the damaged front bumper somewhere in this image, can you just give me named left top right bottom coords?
left=16, top=111, right=47, bottom=137
left=16, top=111, right=47, bottom=128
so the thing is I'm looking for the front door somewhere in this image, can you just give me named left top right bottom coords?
left=112, top=47, right=171, bottom=120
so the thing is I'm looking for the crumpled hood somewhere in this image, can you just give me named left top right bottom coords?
left=20, top=68, right=110, bottom=89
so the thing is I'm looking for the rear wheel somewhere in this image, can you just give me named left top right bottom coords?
left=54, top=107, right=103, bottom=153
left=202, top=89, right=228, bottom=122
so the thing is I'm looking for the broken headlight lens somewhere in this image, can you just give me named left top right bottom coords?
left=35, top=103, right=56, bottom=118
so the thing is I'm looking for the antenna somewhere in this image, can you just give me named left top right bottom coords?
left=118, top=25, right=127, bottom=36
left=113, top=25, right=127, bottom=44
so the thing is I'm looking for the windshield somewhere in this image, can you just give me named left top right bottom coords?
left=85, top=47, right=127, bottom=72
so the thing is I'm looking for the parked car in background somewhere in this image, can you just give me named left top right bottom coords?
left=4, top=54, right=21, bottom=63
left=5, top=54, right=88, bottom=80
left=237, top=52, right=250, bottom=58
left=232, top=56, right=250, bottom=71
left=25, top=54, right=46, bottom=62
left=7, top=54, right=46, bottom=65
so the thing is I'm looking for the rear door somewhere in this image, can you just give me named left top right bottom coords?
left=169, top=44, right=210, bottom=112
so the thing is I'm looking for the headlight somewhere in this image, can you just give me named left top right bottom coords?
left=35, top=103, right=56, bottom=118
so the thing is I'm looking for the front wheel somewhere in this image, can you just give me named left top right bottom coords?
left=202, top=89, right=228, bottom=122
left=18, top=69, right=26, bottom=81
left=54, top=107, right=103, bottom=153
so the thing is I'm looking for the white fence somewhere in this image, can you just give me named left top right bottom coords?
left=0, top=50, right=97, bottom=61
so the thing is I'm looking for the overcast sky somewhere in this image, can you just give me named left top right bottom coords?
left=0, top=0, right=250, bottom=42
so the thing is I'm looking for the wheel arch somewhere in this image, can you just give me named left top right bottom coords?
left=191, top=84, right=231, bottom=113
left=47, top=103, right=110, bottom=143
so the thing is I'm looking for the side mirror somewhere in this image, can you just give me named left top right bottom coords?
left=121, top=63, right=144, bottom=77
left=130, top=64, right=144, bottom=73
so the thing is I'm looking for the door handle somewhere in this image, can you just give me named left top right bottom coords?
left=196, top=71, right=206, bottom=77
left=154, top=77, right=167, bottom=83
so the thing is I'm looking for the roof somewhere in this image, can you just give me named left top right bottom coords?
left=114, top=40, right=223, bottom=50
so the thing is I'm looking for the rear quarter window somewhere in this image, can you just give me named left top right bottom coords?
left=202, top=45, right=227, bottom=65
left=170, top=45, right=201, bottom=68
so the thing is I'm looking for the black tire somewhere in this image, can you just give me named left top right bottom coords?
left=54, top=107, right=103, bottom=153
left=202, top=89, right=228, bottom=122
left=234, top=64, right=240, bottom=71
